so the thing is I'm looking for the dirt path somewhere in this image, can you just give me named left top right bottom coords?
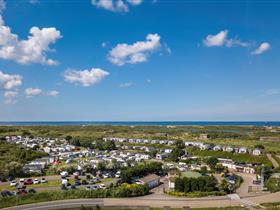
left=267, top=153, right=279, bottom=168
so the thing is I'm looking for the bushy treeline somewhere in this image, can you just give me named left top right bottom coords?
left=174, top=176, right=218, bottom=193
left=0, top=142, right=47, bottom=181
left=68, top=137, right=116, bottom=151
left=0, top=183, right=149, bottom=209
left=121, top=162, right=163, bottom=183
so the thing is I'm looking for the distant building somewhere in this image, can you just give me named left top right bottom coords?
left=139, top=174, right=160, bottom=189
left=260, top=137, right=280, bottom=142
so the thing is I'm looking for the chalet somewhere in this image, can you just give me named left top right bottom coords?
left=156, top=152, right=169, bottom=160
left=252, top=148, right=262, bottom=156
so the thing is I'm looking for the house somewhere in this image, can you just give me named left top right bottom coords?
left=252, top=148, right=262, bottom=156
left=218, top=158, right=235, bottom=169
left=235, top=164, right=255, bottom=174
left=156, top=152, right=169, bottom=160
left=239, top=147, right=248, bottom=154
left=201, top=144, right=210, bottom=150
left=23, top=164, right=44, bottom=173
left=213, top=145, right=222, bottom=151
left=225, top=146, right=234, bottom=153
left=139, top=174, right=160, bottom=189
left=198, top=134, right=208, bottom=140
left=164, top=148, right=173, bottom=153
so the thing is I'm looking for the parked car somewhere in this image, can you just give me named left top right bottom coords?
left=85, top=185, right=91, bottom=191
left=28, top=189, right=36, bottom=194
left=33, top=179, right=40, bottom=184
left=41, top=178, right=47, bottom=183
left=99, top=184, right=106, bottom=189
left=75, top=180, right=81, bottom=186
left=60, top=171, right=68, bottom=177
left=89, top=179, right=95, bottom=185
left=81, top=180, right=88, bottom=185
left=1, top=190, right=13, bottom=197
left=17, top=189, right=28, bottom=195
left=24, top=178, right=33, bottom=185
left=10, top=180, right=17, bottom=187
left=70, top=185, right=76, bottom=190
left=19, top=178, right=25, bottom=183
left=60, top=184, right=67, bottom=190
left=92, top=185, right=98, bottom=190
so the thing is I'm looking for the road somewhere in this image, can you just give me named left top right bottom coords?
left=2, top=191, right=280, bottom=210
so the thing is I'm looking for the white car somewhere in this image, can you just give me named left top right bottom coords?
left=10, top=180, right=17, bottom=187
left=41, top=178, right=47, bottom=183
left=19, top=178, right=25, bottom=183
left=60, top=171, right=68, bottom=177
left=33, top=179, right=40, bottom=184
left=99, top=184, right=106, bottom=189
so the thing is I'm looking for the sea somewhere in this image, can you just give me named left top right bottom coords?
left=0, top=121, right=279, bottom=126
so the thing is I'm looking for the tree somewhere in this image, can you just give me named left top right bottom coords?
left=206, top=157, right=219, bottom=170
left=175, top=140, right=185, bottom=149
left=170, top=148, right=185, bottom=162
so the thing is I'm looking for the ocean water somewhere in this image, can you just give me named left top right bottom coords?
left=0, top=121, right=279, bottom=126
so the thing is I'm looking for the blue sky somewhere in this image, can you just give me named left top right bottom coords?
left=0, top=0, right=279, bottom=121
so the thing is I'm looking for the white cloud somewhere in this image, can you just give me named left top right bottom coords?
left=127, top=0, right=142, bottom=5
left=91, top=0, right=143, bottom=12
left=46, top=90, right=59, bottom=97
left=146, top=79, right=152, bottom=83
left=91, top=0, right=128, bottom=12
left=4, top=90, right=18, bottom=104
left=0, top=15, right=62, bottom=65
left=204, top=30, right=228, bottom=47
left=25, top=88, right=42, bottom=98
left=108, top=33, right=161, bottom=66
left=252, top=42, right=270, bottom=55
left=204, top=30, right=249, bottom=48
left=119, top=82, right=133, bottom=88
left=0, top=71, right=22, bottom=90
left=0, top=0, right=5, bottom=12
left=64, top=68, right=110, bottom=87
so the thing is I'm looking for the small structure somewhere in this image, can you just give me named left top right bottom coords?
left=252, top=148, right=262, bottom=156
left=139, top=174, right=160, bottom=189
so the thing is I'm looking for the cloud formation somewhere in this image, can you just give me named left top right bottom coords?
left=108, top=33, right=161, bottom=66
left=46, top=90, right=59, bottom=97
left=252, top=42, right=270, bottom=55
left=203, top=30, right=249, bottom=48
left=119, top=82, right=133, bottom=88
left=25, top=88, right=42, bottom=98
left=0, top=15, right=62, bottom=65
left=4, top=90, right=18, bottom=104
left=0, top=71, right=22, bottom=90
left=64, top=68, right=110, bottom=87
left=0, top=0, right=5, bottom=12
left=91, top=0, right=142, bottom=12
